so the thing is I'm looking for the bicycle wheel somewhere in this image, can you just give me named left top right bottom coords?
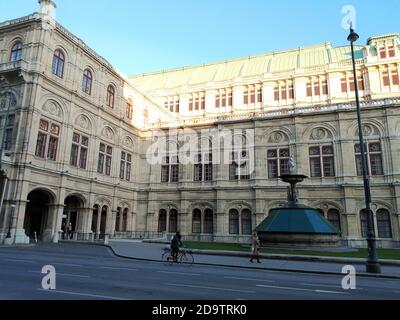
left=179, top=251, right=194, bottom=266
left=161, top=250, right=174, bottom=266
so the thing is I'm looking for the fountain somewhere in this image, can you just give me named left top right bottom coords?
left=255, top=159, right=340, bottom=247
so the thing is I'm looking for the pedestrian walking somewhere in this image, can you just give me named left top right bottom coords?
left=250, top=232, right=261, bottom=263
left=67, top=222, right=73, bottom=240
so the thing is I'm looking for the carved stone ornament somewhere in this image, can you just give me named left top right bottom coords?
left=102, top=127, right=114, bottom=140
left=76, top=115, right=90, bottom=130
left=0, top=93, right=17, bottom=110
left=311, top=127, right=332, bottom=141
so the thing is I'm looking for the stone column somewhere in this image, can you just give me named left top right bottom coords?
left=50, top=204, right=66, bottom=243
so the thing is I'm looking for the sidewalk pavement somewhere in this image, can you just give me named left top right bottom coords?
left=107, top=239, right=400, bottom=279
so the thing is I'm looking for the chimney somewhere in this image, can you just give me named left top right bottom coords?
left=38, top=0, right=57, bottom=20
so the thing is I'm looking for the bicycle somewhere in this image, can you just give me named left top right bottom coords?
left=161, top=247, right=194, bottom=266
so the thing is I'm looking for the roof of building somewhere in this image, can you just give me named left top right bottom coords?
left=129, top=42, right=365, bottom=92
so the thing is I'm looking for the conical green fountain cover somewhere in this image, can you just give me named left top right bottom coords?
left=256, top=203, right=339, bottom=234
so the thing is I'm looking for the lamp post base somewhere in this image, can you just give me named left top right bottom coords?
left=366, top=261, right=381, bottom=274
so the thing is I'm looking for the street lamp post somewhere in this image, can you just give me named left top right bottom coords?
left=347, top=26, right=381, bottom=274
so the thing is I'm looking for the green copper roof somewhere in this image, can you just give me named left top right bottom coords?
left=129, top=42, right=365, bottom=92
left=255, top=204, right=340, bottom=235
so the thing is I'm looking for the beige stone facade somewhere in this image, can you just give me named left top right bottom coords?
left=0, top=1, right=399, bottom=247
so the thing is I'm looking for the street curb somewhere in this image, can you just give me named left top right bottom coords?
left=58, top=242, right=400, bottom=280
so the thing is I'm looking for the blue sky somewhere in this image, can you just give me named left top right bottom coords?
left=1, top=0, right=399, bottom=75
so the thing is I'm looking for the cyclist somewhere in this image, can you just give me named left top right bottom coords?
left=170, top=231, right=183, bottom=262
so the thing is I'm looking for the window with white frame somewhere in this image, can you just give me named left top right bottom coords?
left=355, top=142, right=384, bottom=176
left=98, top=142, right=113, bottom=176
left=120, top=151, right=132, bottom=181
left=267, top=148, right=290, bottom=179
left=309, top=145, right=335, bottom=177
left=35, top=119, right=60, bottom=161
left=70, top=132, right=89, bottom=169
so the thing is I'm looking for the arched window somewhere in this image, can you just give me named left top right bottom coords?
left=376, top=209, right=392, bottom=238
left=52, top=49, right=65, bottom=78
left=204, top=209, right=213, bottom=234
left=10, top=41, right=23, bottom=62
left=241, top=209, right=252, bottom=235
left=126, top=99, right=133, bottom=119
left=158, top=209, right=167, bottom=232
left=122, top=208, right=128, bottom=232
left=360, top=209, right=368, bottom=238
left=106, top=85, right=115, bottom=108
left=82, top=69, right=93, bottom=95
left=192, top=209, right=202, bottom=234
left=229, top=209, right=239, bottom=235
left=327, top=209, right=341, bottom=232
left=169, top=209, right=178, bottom=233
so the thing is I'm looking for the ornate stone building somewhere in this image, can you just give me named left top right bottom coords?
left=0, top=1, right=399, bottom=247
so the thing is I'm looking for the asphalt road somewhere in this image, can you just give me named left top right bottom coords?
left=0, top=243, right=399, bottom=300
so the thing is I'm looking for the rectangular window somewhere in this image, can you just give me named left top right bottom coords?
left=306, top=81, right=312, bottom=97
left=288, top=84, right=294, bottom=99
left=244, top=90, right=249, bottom=104
left=98, top=143, right=112, bottom=176
left=35, top=119, right=59, bottom=161
left=355, top=143, right=383, bottom=176
left=274, top=86, right=279, bottom=101
left=228, top=91, right=233, bottom=106
left=267, top=149, right=290, bottom=179
left=314, top=81, right=320, bottom=96
left=322, top=80, right=328, bottom=95
left=322, top=146, right=335, bottom=177
left=70, top=133, right=89, bottom=169
left=309, top=146, right=322, bottom=177
left=388, top=45, right=395, bottom=58
left=215, top=95, right=220, bottom=108
left=201, top=96, right=205, bottom=110
left=189, top=98, right=193, bottom=111
left=250, top=89, right=256, bottom=103
left=392, top=69, right=399, bottom=85
left=281, top=86, right=287, bottom=100
left=161, top=165, right=169, bottom=183
left=257, top=88, right=263, bottom=103
left=341, top=78, right=347, bottom=93
left=4, top=114, right=15, bottom=150
left=120, top=151, right=132, bottom=181
left=379, top=46, right=387, bottom=59
left=382, top=70, right=390, bottom=86
left=194, top=164, right=202, bottom=181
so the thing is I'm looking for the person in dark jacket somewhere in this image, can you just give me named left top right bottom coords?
left=170, top=231, right=183, bottom=262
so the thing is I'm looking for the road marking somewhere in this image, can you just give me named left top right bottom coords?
left=165, top=283, right=256, bottom=294
left=37, top=288, right=129, bottom=300
left=4, top=258, right=32, bottom=263
left=301, top=283, right=364, bottom=290
left=99, top=266, right=139, bottom=272
left=256, top=284, right=349, bottom=295
left=157, top=271, right=201, bottom=276
left=224, top=276, right=275, bottom=283
left=315, top=290, right=349, bottom=294
left=54, top=263, right=83, bottom=267
left=29, top=271, right=90, bottom=278
left=256, top=284, right=315, bottom=293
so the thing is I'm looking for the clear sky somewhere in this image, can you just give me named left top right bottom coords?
left=1, top=0, right=399, bottom=75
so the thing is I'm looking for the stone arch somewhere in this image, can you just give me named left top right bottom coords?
left=0, top=90, right=18, bottom=111
left=308, top=200, right=344, bottom=213
left=101, top=125, right=116, bottom=143
left=187, top=201, right=215, bottom=214
left=263, top=200, right=287, bottom=214
left=224, top=200, right=253, bottom=214
left=27, top=186, right=58, bottom=204
left=38, top=96, right=66, bottom=122
left=64, top=192, right=88, bottom=207
left=121, top=135, right=135, bottom=151
left=52, top=44, right=70, bottom=64
left=24, top=188, right=57, bottom=242
left=348, top=119, right=385, bottom=138
left=74, top=113, right=93, bottom=133
left=94, top=196, right=112, bottom=208
left=6, top=35, right=26, bottom=52
left=305, top=125, right=335, bottom=141
left=264, top=128, right=293, bottom=144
